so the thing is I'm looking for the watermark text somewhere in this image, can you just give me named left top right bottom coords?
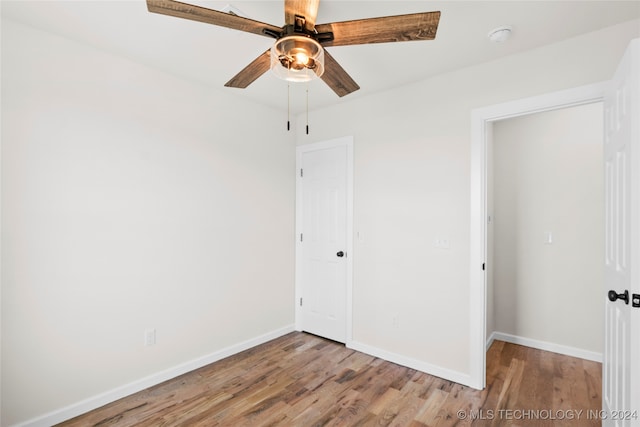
left=456, top=409, right=639, bottom=421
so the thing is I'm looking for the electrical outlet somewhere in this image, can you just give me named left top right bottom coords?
left=144, top=329, right=156, bottom=346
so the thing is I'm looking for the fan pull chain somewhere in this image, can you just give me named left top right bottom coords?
left=287, top=84, right=291, bottom=131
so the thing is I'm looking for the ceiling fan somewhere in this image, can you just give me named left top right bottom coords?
left=147, top=0, right=441, bottom=97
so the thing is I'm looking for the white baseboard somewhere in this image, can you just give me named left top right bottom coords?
left=347, top=340, right=475, bottom=389
left=488, top=331, right=602, bottom=363
left=16, top=324, right=295, bottom=427
left=486, top=331, right=497, bottom=351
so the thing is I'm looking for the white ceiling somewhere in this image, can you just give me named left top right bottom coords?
left=3, top=1, right=640, bottom=113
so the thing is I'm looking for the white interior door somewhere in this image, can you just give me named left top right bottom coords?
left=296, top=138, right=352, bottom=343
left=603, top=39, right=639, bottom=427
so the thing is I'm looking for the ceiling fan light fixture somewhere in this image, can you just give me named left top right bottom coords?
left=271, top=35, right=325, bottom=83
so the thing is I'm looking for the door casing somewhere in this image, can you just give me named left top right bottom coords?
left=470, top=82, right=606, bottom=389
left=295, top=136, right=354, bottom=344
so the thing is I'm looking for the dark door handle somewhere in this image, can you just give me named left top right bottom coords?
left=336, top=251, right=344, bottom=257
left=608, top=289, right=629, bottom=304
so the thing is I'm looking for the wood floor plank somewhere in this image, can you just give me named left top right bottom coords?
left=58, top=333, right=602, bottom=427
left=413, top=388, right=448, bottom=425
left=370, top=388, right=402, bottom=416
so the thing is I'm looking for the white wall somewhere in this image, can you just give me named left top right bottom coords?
left=295, top=21, right=639, bottom=378
left=1, top=20, right=295, bottom=426
left=491, top=103, right=604, bottom=355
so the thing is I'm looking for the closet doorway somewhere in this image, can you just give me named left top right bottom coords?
left=486, top=102, right=604, bottom=362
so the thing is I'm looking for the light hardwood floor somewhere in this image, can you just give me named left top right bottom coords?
left=58, top=332, right=601, bottom=426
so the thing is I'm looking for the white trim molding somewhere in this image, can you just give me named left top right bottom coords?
left=488, top=332, right=602, bottom=363
left=16, top=325, right=295, bottom=427
left=348, top=341, right=474, bottom=388
left=469, top=82, right=607, bottom=390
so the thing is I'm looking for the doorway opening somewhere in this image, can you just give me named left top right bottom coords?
left=469, top=82, right=606, bottom=389
left=486, top=102, right=604, bottom=364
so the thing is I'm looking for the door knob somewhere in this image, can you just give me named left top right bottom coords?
left=608, top=289, right=629, bottom=304
left=336, top=251, right=345, bottom=257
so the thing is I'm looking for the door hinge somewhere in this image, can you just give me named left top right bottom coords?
left=482, top=263, right=485, bottom=271
left=300, top=168, right=303, bottom=177
left=300, top=233, right=303, bottom=242
left=299, top=297, right=303, bottom=306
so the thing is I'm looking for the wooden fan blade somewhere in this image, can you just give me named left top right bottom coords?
left=315, top=11, right=440, bottom=47
left=285, top=0, right=320, bottom=31
left=321, top=50, right=360, bottom=97
left=225, top=49, right=272, bottom=89
left=147, top=0, right=282, bottom=39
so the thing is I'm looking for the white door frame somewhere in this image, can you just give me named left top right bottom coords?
left=469, top=82, right=606, bottom=389
left=295, top=136, right=354, bottom=344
